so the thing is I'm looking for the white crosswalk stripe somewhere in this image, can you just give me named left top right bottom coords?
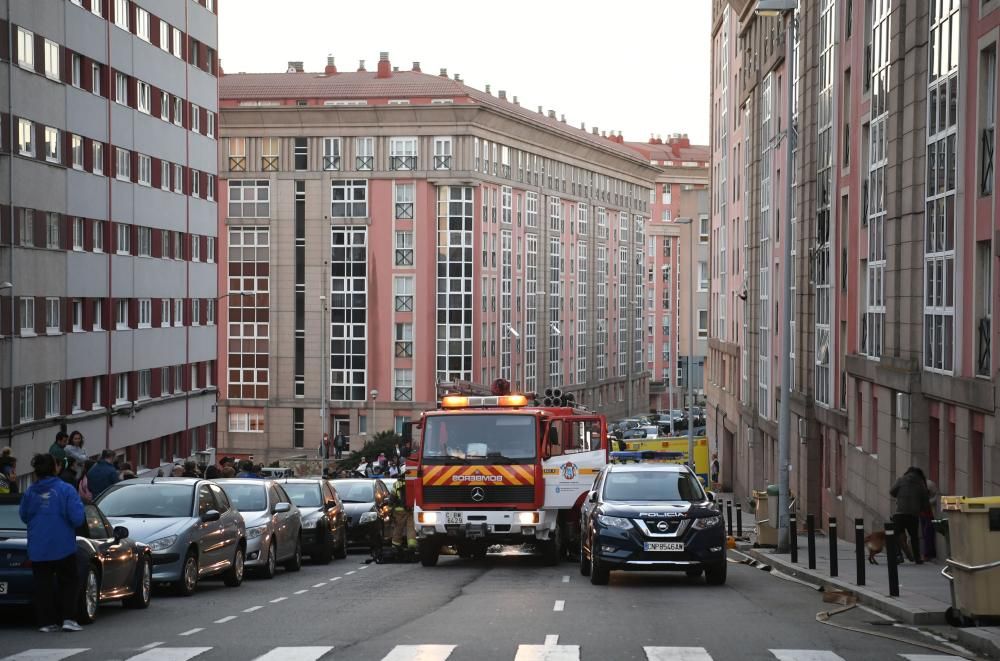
left=644, top=647, right=713, bottom=661
left=380, top=645, right=456, bottom=661
left=124, top=648, right=212, bottom=661
left=0, top=650, right=89, bottom=661
left=250, top=647, right=333, bottom=661
left=898, top=656, right=967, bottom=660
left=514, top=645, right=580, bottom=661
left=769, top=652, right=846, bottom=661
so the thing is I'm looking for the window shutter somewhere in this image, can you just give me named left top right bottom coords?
left=151, top=368, right=161, bottom=398
left=150, top=16, right=159, bottom=47
left=128, top=371, right=138, bottom=402
left=151, top=158, right=161, bottom=188
left=128, top=298, right=138, bottom=329
left=0, top=205, right=10, bottom=245
left=130, top=150, right=138, bottom=183
left=82, top=137, right=93, bottom=172
left=81, top=56, right=92, bottom=92
left=64, top=298, right=73, bottom=333
left=82, top=297, right=93, bottom=330
left=151, top=226, right=161, bottom=258
left=200, top=107, right=208, bottom=135
left=63, top=380, right=73, bottom=416
left=82, top=377, right=94, bottom=412
left=61, top=46, right=71, bottom=84
left=34, top=384, right=44, bottom=420
left=151, top=86, right=161, bottom=118
left=62, top=131, right=71, bottom=167
left=128, top=2, right=137, bottom=35
left=33, top=34, right=44, bottom=75
left=0, top=20, right=9, bottom=63
left=152, top=297, right=161, bottom=327
left=83, top=217, right=93, bottom=251
left=0, top=293, right=10, bottom=336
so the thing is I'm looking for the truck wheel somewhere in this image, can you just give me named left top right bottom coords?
left=542, top=523, right=562, bottom=566
left=419, top=541, right=440, bottom=567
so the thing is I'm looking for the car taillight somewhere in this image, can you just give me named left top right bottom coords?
left=20, top=559, right=31, bottom=568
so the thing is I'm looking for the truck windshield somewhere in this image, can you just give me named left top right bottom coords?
left=422, top=414, right=536, bottom=463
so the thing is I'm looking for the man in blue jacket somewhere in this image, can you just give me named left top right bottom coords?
left=18, top=453, right=86, bottom=632
left=86, top=449, right=120, bottom=499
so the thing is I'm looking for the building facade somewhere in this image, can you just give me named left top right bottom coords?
left=708, top=0, right=1000, bottom=528
left=216, top=54, right=658, bottom=459
left=0, top=0, right=220, bottom=477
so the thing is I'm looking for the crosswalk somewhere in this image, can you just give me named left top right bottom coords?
left=0, top=647, right=968, bottom=661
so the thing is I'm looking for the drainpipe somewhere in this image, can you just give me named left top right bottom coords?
left=5, top=9, right=14, bottom=450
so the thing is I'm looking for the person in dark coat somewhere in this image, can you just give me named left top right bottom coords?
left=86, top=450, right=120, bottom=499
left=890, top=466, right=930, bottom=564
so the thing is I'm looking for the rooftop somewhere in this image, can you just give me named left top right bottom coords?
left=622, top=135, right=711, bottom=166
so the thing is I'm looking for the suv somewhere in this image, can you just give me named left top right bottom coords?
left=579, top=463, right=725, bottom=585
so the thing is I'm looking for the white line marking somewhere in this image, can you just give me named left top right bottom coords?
left=293, top=589, right=309, bottom=595
left=242, top=606, right=264, bottom=613
left=177, top=629, right=204, bottom=637
left=269, top=597, right=287, bottom=603
left=644, top=648, right=713, bottom=661
left=545, top=635, right=560, bottom=646
left=251, top=647, right=335, bottom=661
left=770, top=651, right=847, bottom=661
left=359, top=565, right=369, bottom=570
left=514, top=644, right=580, bottom=660
left=313, top=582, right=327, bottom=588
left=0, top=650, right=90, bottom=661
left=213, top=616, right=237, bottom=624
left=330, top=576, right=342, bottom=581
left=126, top=648, right=212, bottom=661
left=561, top=575, right=569, bottom=583
left=138, top=643, right=165, bottom=651
left=899, top=656, right=968, bottom=660
left=345, top=570, right=356, bottom=575
left=553, top=600, right=565, bottom=611
left=380, top=645, right=456, bottom=661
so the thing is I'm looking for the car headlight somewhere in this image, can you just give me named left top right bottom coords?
left=597, top=515, right=632, bottom=529
left=517, top=512, right=540, bottom=525
left=148, top=535, right=178, bottom=552
left=693, top=516, right=722, bottom=530
left=417, top=511, right=438, bottom=524
left=247, top=525, right=267, bottom=539
left=359, top=511, right=378, bottom=525
left=301, top=515, right=322, bottom=530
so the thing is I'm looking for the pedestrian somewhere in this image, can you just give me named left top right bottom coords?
left=118, top=462, right=136, bottom=481
left=170, top=464, right=184, bottom=477
left=49, top=432, right=69, bottom=465
left=58, top=458, right=78, bottom=486
left=18, top=453, right=85, bottom=632
left=890, top=466, right=930, bottom=564
left=320, top=433, right=331, bottom=461
left=236, top=460, right=258, bottom=478
left=334, top=432, right=346, bottom=460
left=65, top=431, right=87, bottom=478
left=0, top=451, right=17, bottom=494
left=710, top=453, right=721, bottom=489
left=86, top=450, right=120, bottom=499
left=920, top=478, right=940, bottom=561
left=221, top=466, right=236, bottom=478
left=182, top=460, right=199, bottom=478
left=204, top=464, right=221, bottom=479
left=77, top=460, right=96, bottom=504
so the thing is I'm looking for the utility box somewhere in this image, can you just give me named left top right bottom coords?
left=754, top=489, right=778, bottom=546
left=941, top=496, right=1000, bottom=622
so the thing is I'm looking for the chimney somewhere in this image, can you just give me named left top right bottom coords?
left=547, top=110, right=556, bottom=119
left=358, top=59, right=366, bottom=72
left=498, top=90, right=506, bottom=100
left=649, top=133, right=656, bottom=144
left=412, top=61, right=421, bottom=72
left=513, top=96, right=519, bottom=105
left=485, top=84, right=491, bottom=95
left=656, top=134, right=663, bottom=144
left=601, top=130, right=607, bottom=138
left=287, top=61, right=304, bottom=73
left=537, top=106, right=543, bottom=114
left=376, top=52, right=391, bottom=78
left=454, top=73, right=462, bottom=81
left=560, top=114, right=566, bottom=123
left=592, top=127, right=599, bottom=135
left=324, top=55, right=337, bottom=75
left=580, top=122, right=586, bottom=130
left=439, top=67, right=448, bottom=77
left=393, top=66, right=399, bottom=72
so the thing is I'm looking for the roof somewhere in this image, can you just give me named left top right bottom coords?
left=606, top=463, right=691, bottom=472
left=220, top=69, right=652, bottom=165
left=622, top=140, right=711, bottom=165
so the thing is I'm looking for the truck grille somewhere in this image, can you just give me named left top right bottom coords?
left=421, top=485, right=535, bottom=505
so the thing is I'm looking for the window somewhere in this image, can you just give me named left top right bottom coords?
left=206, top=299, right=215, bottom=325
left=115, top=299, right=128, bottom=329
left=137, top=81, right=151, bottom=114
left=173, top=97, right=183, bottom=126
left=228, top=138, right=247, bottom=171
left=331, top=180, right=368, bottom=217
left=19, top=385, right=34, bottom=422
left=355, top=137, right=374, bottom=170
left=173, top=164, right=183, bottom=193
left=207, top=237, right=215, bottom=262
left=698, top=261, right=709, bottom=291
left=72, top=218, right=84, bottom=250
left=207, top=112, right=215, bottom=138
left=16, top=119, right=35, bottom=157
left=92, top=299, right=103, bottom=330
left=91, top=63, right=101, bottom=95
left=137, top=154, right=151, bottom=185
left=44, top=127, right=59, bottom=163
left=981, top=45, right=996, bottom=197
left=160, top=92, right=170, bottom=121
left=19, top=297, right=35, bottom=336
left=16, top=28, right=33, bottom=70
left=138, top=298, right=151, bottom=328
left=138, top=369, right=151, bottom=399
left=228, top=411, right=265, bottom=433
left=137, top=226, right=151, bottom=256
left=136, top=7, right=149, bottom=40
left=191, top=104, right=200, bottom=132
left=389, top=137, right=417, bottom=170
left=174, top=365, right=182, bottom=392
left=160, top=367, right=169, bottom=395
left=191, top=169, right=200, bottom=197
left=294, top=137, right=307, bottom=170
left=161, top=299, right=170, bottom=327
left=46, top=213, right=60, bottom=249
left=93, top=142, right=104, bottom=175
left=44, top=297, right=60, bottom=334
left=393, top=368, right=413, bottom=401
left=71, top=135, right=84, bottom=169
left=434, top=137, right=452, bottom=169
left=662, top=185, right=672, bottom=204
left=394, top=230, right=414, bottom=266
left=394, top=183, right=414, bottom=219
left=44, top=40, right=59, bottom=79
left=113, top=0, right=129, bottom=30
left=72, top=380, right=83, bottom=412
left=45, top=382, right=61, bottom=417
left=19, top=209, right=34, bottom=247
left=323, top=138, right=341, bottom=170
left=115, top=72, right=128, bottom=105
left=228, top=180, right=270, bottom=218
left=159, top=21, right=169, bottom=52
left=191, top=236, right=201, bottom=262
left=698, top=310, right=709, bottom=339
left=395, top=323, right=413, bottom=357
left=191, top=299, right=200, bottom=326
left=115, top=373, right=128, bottom=404
left=116, top=148, right=130, bottom=180
left=394, top=276, right=414, bottom=311
left=72, top=299, right=83, bottom=331
left=93, top=220, right=104, bottom=252
left=173, top=232, right=183, bottom=260
left=207, top=174, right=215, bottom=201
left=116, top=223, right=131, bottom=254
left=172, top=27, right=182, bottom=58
left=71, top=53, right=82, bottom=87
left=699, top=216, right=710, bottom=243
left=173, top=299, right=183, bottom=326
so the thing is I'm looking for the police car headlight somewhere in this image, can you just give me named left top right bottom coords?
left=597, top=515, right=632, bottom=530
left=692, top=516, right=722, bottom=530
left=418, top=511, right=439, bottom=525
left=517, top=512, right=539, bottom=525
left=359, top=511, right=378, bottom=525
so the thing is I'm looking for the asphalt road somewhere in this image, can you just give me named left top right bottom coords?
left=0, top=548, right=976, bottom=661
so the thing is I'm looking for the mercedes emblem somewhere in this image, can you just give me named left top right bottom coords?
left=471, top=486, right=486, bottom=502
left=656, top=521, right=670, bottom=532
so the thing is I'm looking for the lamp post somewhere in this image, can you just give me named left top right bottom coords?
left=675, top=219, right=696, bottom=473
left=756, top=0, right=797, bottom=553
left=369, top=388, right=379, bottom=441
left=320, top=295, right=329, bottom=475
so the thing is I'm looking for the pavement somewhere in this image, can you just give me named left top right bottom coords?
left=712, top=493, right=1000, bottom=661
left=0, top=544, right=989, bottom=660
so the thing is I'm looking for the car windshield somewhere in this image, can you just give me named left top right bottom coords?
left=97, top=483, right=194, bottom=518
left=283, top=483, right=322, bottom=508
left=336, top=482, right=374, bottom=503
left=603, top=471, right=705, bottom=502
left=421, top=414, right=536, bottom=463
left=219, top=484, right=267, bottom=512
left=0, top=503, right=25, bottom=530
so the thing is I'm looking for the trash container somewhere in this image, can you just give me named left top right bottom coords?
left=940, top=495, right=1000, bottom=624
left=766, top=484, right=779, bottom=528
left=754, top=489, right=778, bottom=546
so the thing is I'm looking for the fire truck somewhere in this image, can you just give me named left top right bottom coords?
left=401, top=380, right=609, bottom=567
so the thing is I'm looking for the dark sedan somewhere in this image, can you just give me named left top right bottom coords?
left=580, top=464, right=726, bottom=586
left=276, top=478, right=347, bottom=563
left=332, top=479, right=391, bottom=551
left=0, top=495, right=152, bottom=624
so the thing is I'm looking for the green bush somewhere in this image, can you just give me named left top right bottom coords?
left=335, top=430, right=401, bottom=472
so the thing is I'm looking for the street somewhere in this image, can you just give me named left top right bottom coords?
left=0, top=549, right=970, bottom=661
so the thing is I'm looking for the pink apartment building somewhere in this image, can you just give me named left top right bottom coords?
left=215, top=54, right=660, bottom=459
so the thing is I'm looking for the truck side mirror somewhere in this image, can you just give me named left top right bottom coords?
left=548, top=426, right=558, bottom=446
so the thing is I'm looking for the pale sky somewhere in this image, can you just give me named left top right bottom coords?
left=218, top=0, right=711, bottom=145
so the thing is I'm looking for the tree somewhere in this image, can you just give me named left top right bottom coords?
left=335, top=430, right=401, bottom=473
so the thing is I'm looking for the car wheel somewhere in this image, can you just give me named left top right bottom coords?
left=174, top=551, right=198, bottom=597
left=260, top=540, right=277, bottom=579
left=77, top=564, right=100, bottom=624
left=223, top=546, right=245, bottom=587
left=123, top=557, right=152, bottom=609
left=283, top=537, right=302, bottom=572
left=333, top=528, right=348, bottom=560
left=315, top=526, right=333, bottom=565
left=542, top=523, right=562, bottom=566
left=589, top=545, right=610, bottom=585
left=579, top=537, right=592, bottom=577
left=704, top=560, right=727, bottom=586
left=419, top=541, right=440, bottom=567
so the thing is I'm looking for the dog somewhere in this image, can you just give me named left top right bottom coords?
left=864, top=530, right=912, bottom=564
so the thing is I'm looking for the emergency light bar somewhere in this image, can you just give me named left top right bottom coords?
left=441, top=394, right=528, bottom=409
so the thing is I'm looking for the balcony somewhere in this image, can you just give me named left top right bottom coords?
left=649, top=381, right=667, bottom=395
left=434, top=155, right=451, bottom=170
left=323, top=155, right=341, bottom=171
left=390, top=155, right=416, bottom=171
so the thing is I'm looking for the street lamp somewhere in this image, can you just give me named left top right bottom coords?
left=755, top=0, right=797, bottom=553
left=369, top=388, right=379, bottom=439
left=675, top=218, right=696, bottom=475
left=320, top=295, right=329, bottom=475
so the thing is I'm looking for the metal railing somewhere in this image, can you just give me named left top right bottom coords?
left=977, top=316, right=991, bottom=376
left=390, top=155, right=416, bottom=171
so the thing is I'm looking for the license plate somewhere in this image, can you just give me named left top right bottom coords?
left=0, top=582, right=7, bottom=595
left=644, top=542, right=684, bottom=552
left=446, top=512, right=463, bottom=525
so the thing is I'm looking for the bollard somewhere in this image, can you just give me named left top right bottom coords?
left=790, top=513, right=798, bottom=563
left=828, top=517, right=838, bottom=577
left=855, top=519, right=865, bottom=586
left=807, top=514, right=817, bottom=569
left=736, top=503, right=743, bottom=538
left=885, top=522, right=900, bottom=597
left=726, top=500, right=733, bottom=537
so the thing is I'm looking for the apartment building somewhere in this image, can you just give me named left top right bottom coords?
left=216, top=54, right=659, bottom=459
left=0, top=0, right=220, bottom=475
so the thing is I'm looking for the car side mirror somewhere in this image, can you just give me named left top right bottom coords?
left=113, top=525, right=129, bottom=541
left=273, top=502, right=291, bottom=514
left=588, top=491, right=598, bottom=503
left=201, top=509, right=221, bottom=523
left=705, top=491, right=716, bottom=503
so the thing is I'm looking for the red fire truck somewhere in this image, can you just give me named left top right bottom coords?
left=402, top=382, right=609, bottom=567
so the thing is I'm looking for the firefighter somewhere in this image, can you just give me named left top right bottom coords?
left=389, top=477, right=416, bottom=558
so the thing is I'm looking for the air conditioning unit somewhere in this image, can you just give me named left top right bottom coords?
left=896, top=392, right=910, bottom=430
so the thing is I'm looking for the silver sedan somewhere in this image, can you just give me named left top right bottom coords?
left=215, top=479, right=303, bottom=579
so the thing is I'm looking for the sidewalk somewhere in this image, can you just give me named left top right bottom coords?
left=713, top=494, right=1000, bottom=659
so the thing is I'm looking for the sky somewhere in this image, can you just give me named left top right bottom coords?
left=218, top=0, right=712, bottom=145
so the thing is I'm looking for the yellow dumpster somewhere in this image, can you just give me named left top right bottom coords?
left=941, top=495, right=1000, bottom=623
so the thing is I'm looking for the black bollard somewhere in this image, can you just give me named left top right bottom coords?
left=726, top=500, right=733, bottom=537
left=807, top=514, right=817, bottom=569
left=829, top=517, right=838, bottom=577
left=790, top=513, right=798, bottom=563
left=885, top=523, right=900, bottom=597
left=736, top=503, right=743, bottom=538
left=855, top=519, right=865, bottom=586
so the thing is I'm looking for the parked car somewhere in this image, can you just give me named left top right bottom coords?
left=580, top=463, right=726, bottom=586
left=96, top=478, right=246, bottom=596
left=622, top=428, right=650, bottom=440
left=0, top=494, right=151, bottom=623
left=215, top=479, right=303, bottom=578
left=333, top=479, right=392, bottom=550
left=276, top=478, right=347, bottom=563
